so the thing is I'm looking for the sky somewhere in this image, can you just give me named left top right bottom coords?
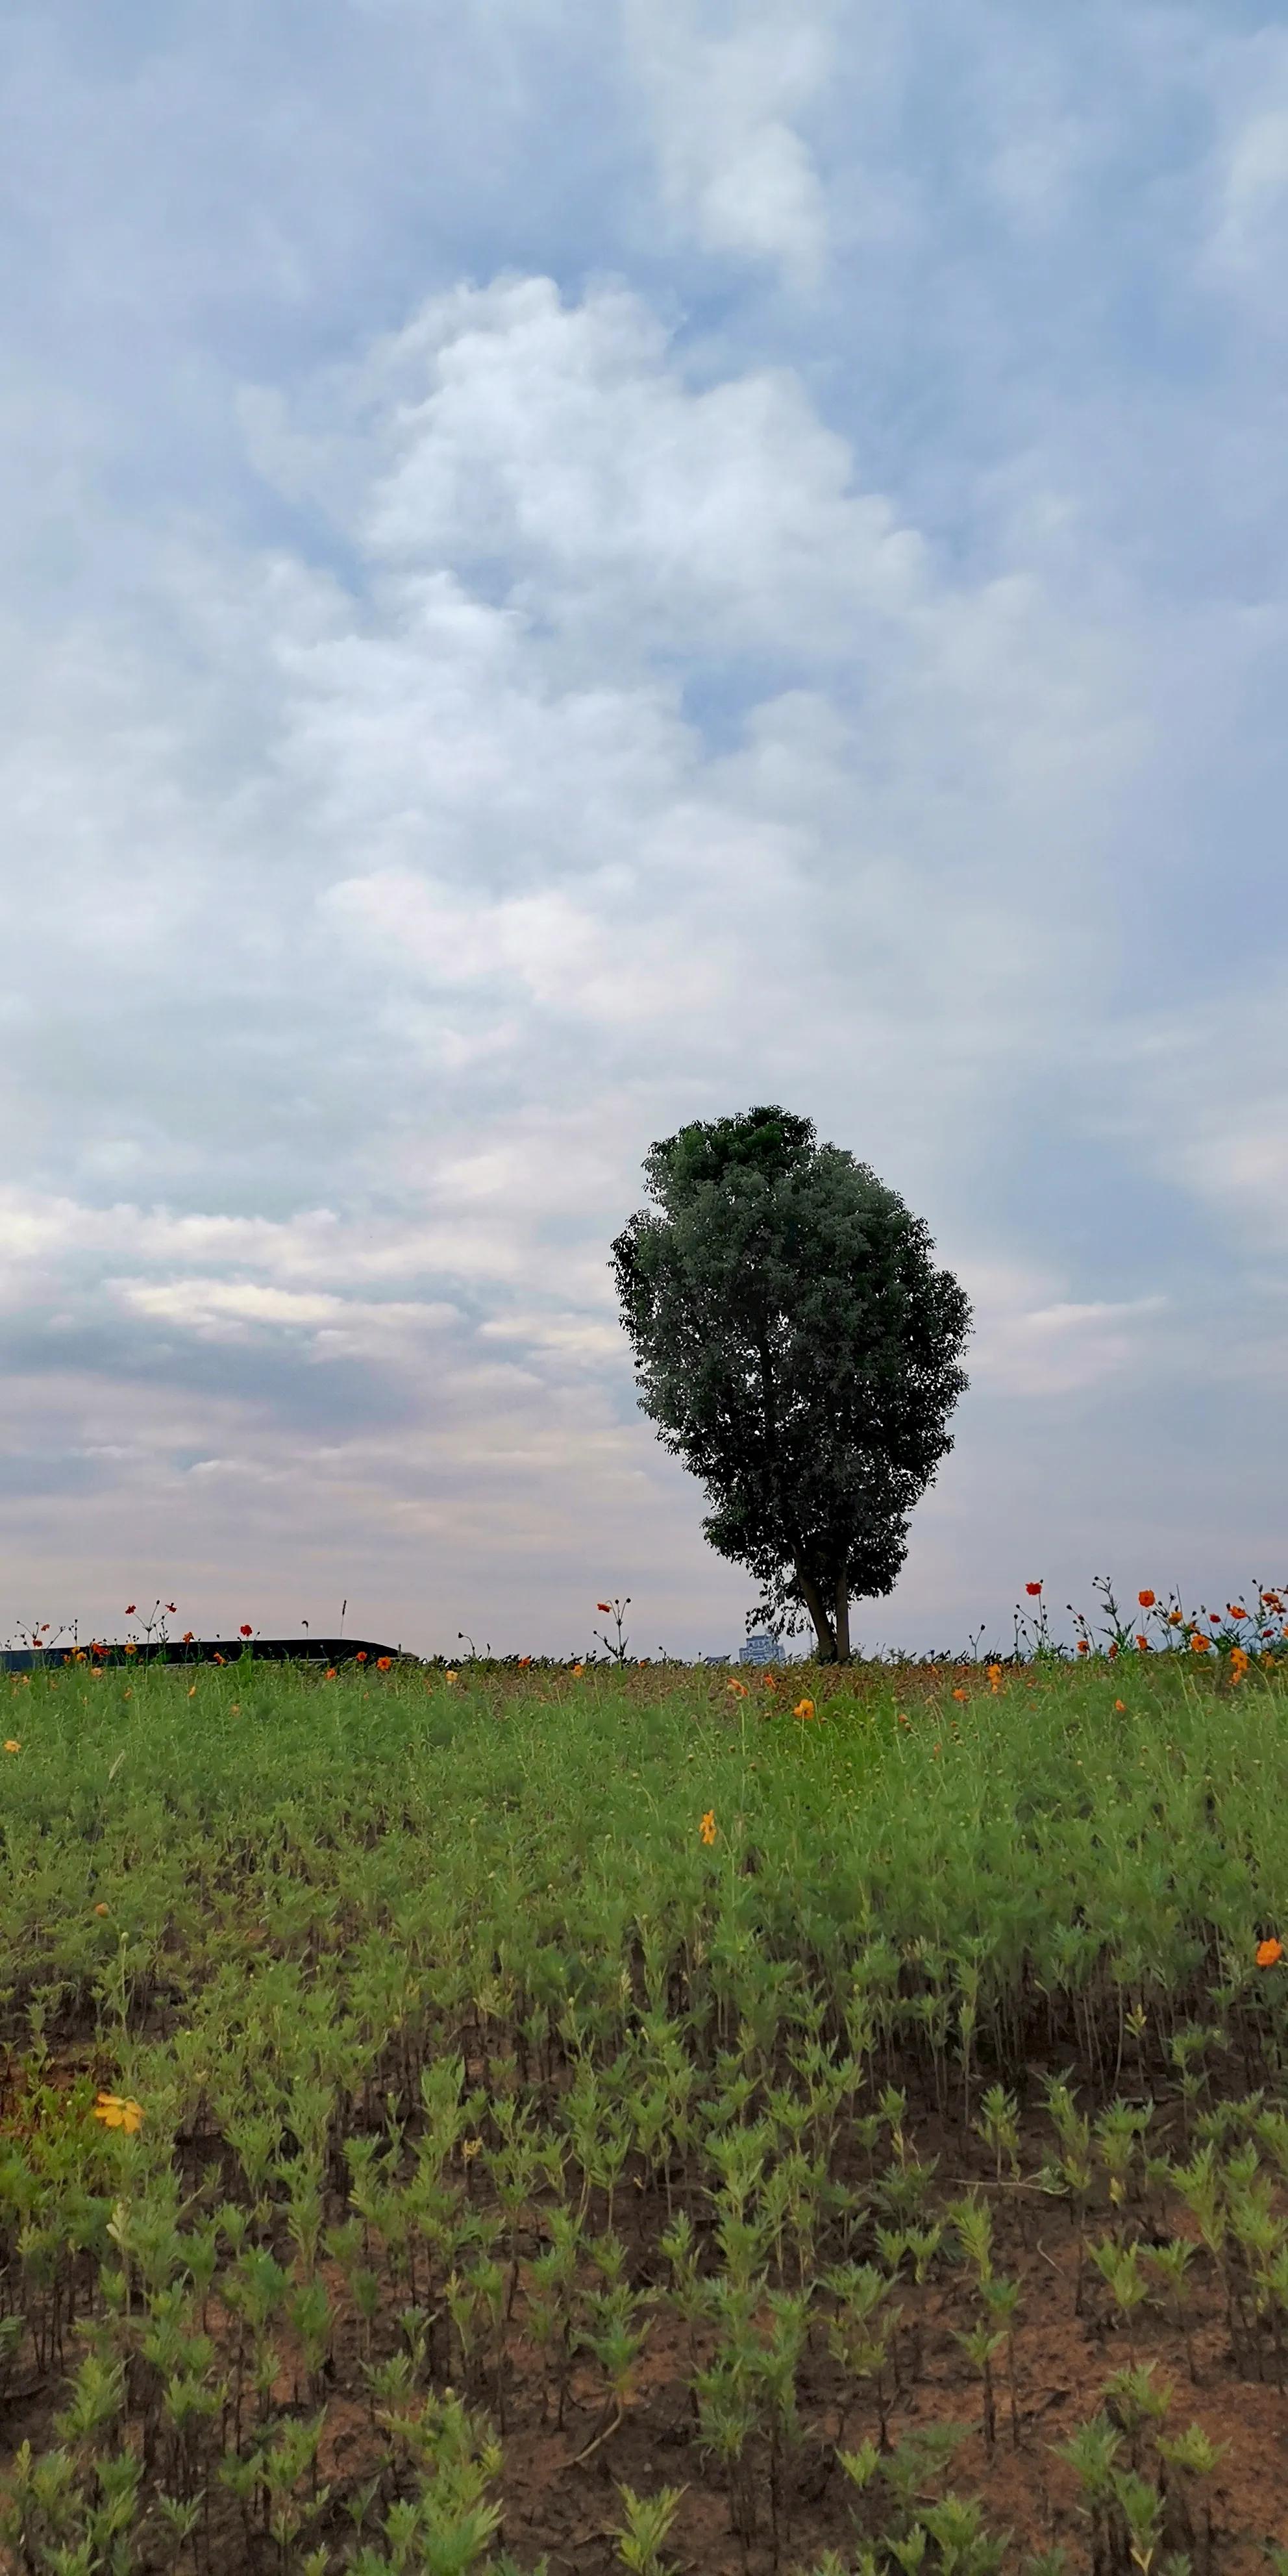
left=2, top=0, right=1287, bottom=1661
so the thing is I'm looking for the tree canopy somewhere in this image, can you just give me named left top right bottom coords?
left=610, top=1106, right=972, bottom=1661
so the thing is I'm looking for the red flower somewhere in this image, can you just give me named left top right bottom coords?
left=1076, top=1639, right=1089, bottom=1655
left=166, top=1602, right=177, bottom=1614
left=240, top=1623, right=253, bottom=1639
left=325, top=1667, right=337, bottom=1680
left=1137, top=1590, right=1155, bottom=1609
left=1025, top=1581, right=1043, bottom=1596
left=597, top=1602, right=613, bottom=1615
left=125, top=1604, right=136, bottom=1616
left=518, top=1655, right=532, bottom=1668
left=182, top=1630, right=194, bottom=1644
left=376, top=1655, right=392, bottom=1672
left=356, top=1651, right=367, bottom=1663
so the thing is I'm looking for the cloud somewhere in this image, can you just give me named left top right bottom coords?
left=0, top=2, right=1285, bottom=1652
left=623, top=0, right=833, bottom=282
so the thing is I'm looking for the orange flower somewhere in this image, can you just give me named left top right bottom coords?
left=1232, top=1646, right=1250, bottom=1680
left=952, top=1688, right=967, bottom=1703
left=181, top=1630, right=194, bottom=1644
left=188, top=1685, right=197, bottom=1698
left=793, top=1698, right=816, bottom=1722
left=726, top=1678, right=749, bottom=1698
left=1168, top=1609, right=1183, bottom=1626
left=763, top=1674, right=777, bottom=1691
left=1114, top=1699, right=1126, bottom=1712
left=518, top=1654, right=532, bottom=1668
left=377, top=1655, right=392, bottom=1672
left=1135, top=1635, right=1148, bottom=1652
left=1257, top=1938, right=1283, bottom=1969
left=213, top=1653, right=225, bottom=1666
left=699, top=1809, right=717, bottom=1846
left=356, top=1651, right=367, bottom=1664
left=94, top=1902, right=109, bottom=1917
left=1076, top=1640, right=1089, bottom=1656
left=123, top=1641, right=137, bottom=1656
left=1229, top=1605, right=1249, bottom=1622
left=3, top=1739, right=20, bottom=1754
left=1108, top=1642, right=1119, bottom=1660
left=573, top=1662, right=585, bottom=1676
left=1190, top=1633, right=1211, bottom=1653
left=897, top=1711, right=910, bottom=1728
left=1138, top=1590, right=1156, bottom=1609
left=93, top=2092, right=144, bottom=2135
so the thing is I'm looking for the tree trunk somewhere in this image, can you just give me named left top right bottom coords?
left=795, top=1564, right=836, bottom=1662
left=834, top=1579, right=852, bottom=1665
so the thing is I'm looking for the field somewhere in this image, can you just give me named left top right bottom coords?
left=5, top=1629, right=1288, bottom=2575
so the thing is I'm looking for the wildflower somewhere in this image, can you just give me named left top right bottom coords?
left=445, top=1669, right=458, bottom=1684
left=93, top=2092, right=144, bottom=2135
left=573, top=1662, right=584, bottom=1676
left=461, top=2137, right=481, bottom=2162
left=1114, top=1699, right=1126, bottom=1713
left=94, top=1903, right=109, bottom=1917
left=518, top=1655, right=532, bottom=1668
left=1232, top=1646, right=1250, bottom=1680
left=4, top=1739, right=20, bottom=1754
left=1229, top=1605, right=1249, bottom=1622
left=356, top=1651, right=367, bottom=1664
left=597, top=1602, right=613, bottom=1614
left=1025, top=1581, right=1043, bottom=1596
left=213, top=1653, right=225, bottom=1666
left=699, top=1809, right=717, bottom=1846
left=952, top=1688, right=967, bottom=1703
left=1076, top=1640, right=1089, bottom=1656
left=229, top=1703, right=241, bottom=1716
left=125, top=1605, right=136, bottom=1616
left=1168, top=1610, right=1183, bottom=1626
left=1138, top=1591, right=1156, bottom=1609
left=986, top=1661, right=1002, bottom=1690
left=181, top=1631, right=194, bottom=1645
left=793, top=1698, right=816, bottom=1722
left=166, top=1602, right=177, bottom=1615
left=123, top=1641, right=137, bottom=1656
left=240, top=1623, right=253, bottom=1639
left=1208, top=1612, right=1220, bottom=1626
left=325, top=1668, right=337, bottom=1681
left=1135, top=1634, right=1148, bottom=1651
left=1190, top=1633, right=1211, bottom=1653
left=1257, top=1939, right=1283, bottom=1970
left=377, top=1656, right=392, bottom=1672
left=726, top=1678, right=749, bottom=1698
left=122, top=1690, right=132, bottom=1701
left=897, top=1711, right=910, bottom=1728
left=188, top=1685, right=197, bottom=1698
left=763, top=1674, right=777, bottom=1690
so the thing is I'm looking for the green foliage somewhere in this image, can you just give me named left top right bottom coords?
left=610, top=1106, right=971, bottom=1657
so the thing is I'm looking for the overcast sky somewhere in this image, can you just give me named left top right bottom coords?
left=2, top=0, right=1286, bottom=1659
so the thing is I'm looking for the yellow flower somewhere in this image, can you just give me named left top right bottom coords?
left=445, top=1669, right=459, bottom=1684
left=4, top=1739, right=20, bottom=1754
left=93, top=2092, right=144, bottom=2135
left=699, top=1809, right=717, bottom=1846
left=793, top=1698, right=815, bottom=1722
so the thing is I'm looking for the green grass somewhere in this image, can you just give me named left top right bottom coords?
left=6, top=1650, right=1288, bottom=2573
left=4, top=1651, right=1288, bottom=2076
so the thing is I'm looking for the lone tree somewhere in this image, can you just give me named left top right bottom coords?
left=611, top=1106, right=972, bottom=1663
